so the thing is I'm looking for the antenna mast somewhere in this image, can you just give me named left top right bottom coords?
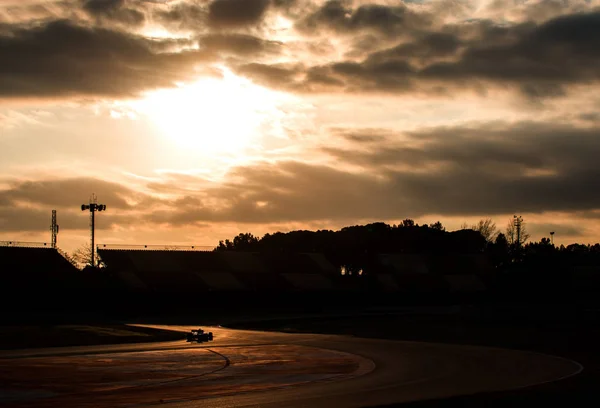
left=50, top=210, right=59, bottom=249
left=513, top=215, right=523, bottom=247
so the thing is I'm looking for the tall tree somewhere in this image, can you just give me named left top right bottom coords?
left=460, top=218, right=498, bottom=242
left=430, top=221, right=445, bottom=231
left=401, top=219, right=415, bottom=228
left=69, top=243, right=96, bottom=269
left=216, top=233, right=259, bottom=251
left=474, top=218, right=498, bottom=242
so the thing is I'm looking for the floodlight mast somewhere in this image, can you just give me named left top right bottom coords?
left=81, top=194, right=106, bottom=267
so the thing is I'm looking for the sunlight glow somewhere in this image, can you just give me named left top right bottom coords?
left=131, top=69, right=286, bottom=155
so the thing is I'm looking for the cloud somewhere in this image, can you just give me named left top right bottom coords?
left=144, top=161, right=392, bottom=224
left=0, top=177, right=159, bottom=232
left=153, top=0, right=207, bottom=32
left=296, top=1, right=430, bottom=36
left=321, top=122, right=600, bottom=216
left=0, top=177, right=141, bottom=210
left=81, top=0, right=146, bottom=26
left=207, top=0, right=270, bottom=28
left=3, top=3, right=599, bottom=100
left=365, top=32, right=462, bottom=66
left=329, top=127, right=392, bottom=143
left=199, top=33, right=283, bottom=56
left=235, top=11, right=600, bottom=97
left=235, top=62, right=303, bottom=90
left=4, top=118, right=600, bottom=233
left=421, top=12, right=600, bottom=96
left=0, top=19, right=213, bottom=98
left=0, top=1, right=74, bottom=25
left=527, top=222, right=585, bottom=238
left=119, top=121, right=600, bottom=226
left=145, top=121, right=600, bottom=225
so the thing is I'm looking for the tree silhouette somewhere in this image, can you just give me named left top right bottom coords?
left=505, top=217, right=530, bottom=246
left=401, top=219, right=415, bottom=228
left=70, top=243, right=93, bottom=269
left=431, top=221, right=445, bottom=231
left=69, top=243, right=104, bottom=269
left=474, top=218, right=498, bottom=242
left=488, top=233, right=510, bottom=267
left=217, top=232, right=259, bottom=251
left=461, top=218, right=498, bottom=242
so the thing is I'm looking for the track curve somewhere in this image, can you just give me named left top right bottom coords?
left=0, top=325, right=582, bottom=408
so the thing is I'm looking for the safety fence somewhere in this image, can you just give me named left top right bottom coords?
left=0, top=241, right=53, bottom=248
left=97, top=244, right=215, bottom=251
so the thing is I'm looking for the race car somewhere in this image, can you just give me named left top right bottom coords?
left=186, top=328, right=214, bottom=343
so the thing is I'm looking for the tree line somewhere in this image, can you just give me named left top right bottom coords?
left=215, top=217, right=600, bottom=271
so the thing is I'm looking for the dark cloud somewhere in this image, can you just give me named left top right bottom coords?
left=421, top=12, right=600, bottom=95
left=132, top=122, right=600, bottom=226
left=0, top=19, right=213, bottom=98
left=483, top=0, right=591, bottom=23
left=527, top=223, right=585, bottom=238
left=0, top=177, right=160, bottom=232
left=576, top=210, right=600, bottom=220
left=235, top=62, right=301, bottom=89
left=0, top=206, right=129, bottom=232
left=153, top=0, right=207, bottom=32
left=365, top=32, right=462, bottom=66
left=321, top=123, right=600, bottom=216
left=330, top=128, right=391, bottom=143
left=297, top=0, right=429, bottom=36
left=144, top=161, right=392, bottom=225
left=81, top=0, right=146, bottom=26
left=4, top=3, right=597, bottom=99
left=0, top=177, right=168, bottom=231
left=207, top=0, right=270, bottom=27
left=234, top=57, right=417, bottom=93
left=199, top=33, right=282, bottom=56
left=4, top=120, right=600, bottom=233
left=580, top=112, right=600, bottom=123
left=0, top=177, right=140, bottom=210
left=236, top=11, right=600, bottom=97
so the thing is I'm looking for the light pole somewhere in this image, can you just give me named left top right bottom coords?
left=81, top=194, right=106, bottom=267
left=550, top=231, right=555, bottom=246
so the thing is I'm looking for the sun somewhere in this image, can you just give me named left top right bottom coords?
left=132, top=69, right=283, bottom=155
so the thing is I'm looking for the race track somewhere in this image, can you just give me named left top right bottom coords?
left=0, top=325, right=582, bottom=408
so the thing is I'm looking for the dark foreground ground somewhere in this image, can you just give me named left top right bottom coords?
left=0, top=324, right=183, bottom=349
left=3, top=302, right=599, bottom=407
left=229, top=304, right=600, bottom=407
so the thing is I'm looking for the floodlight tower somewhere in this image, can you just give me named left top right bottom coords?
left=81, top=194, right=107, bottom=267
left=50, top=210, right=59, bottom=249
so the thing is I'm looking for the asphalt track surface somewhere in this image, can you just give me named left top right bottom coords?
left=0, top=325, right=582, bottom=408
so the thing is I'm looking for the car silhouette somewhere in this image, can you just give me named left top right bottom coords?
left=186, top=328, right=214, bottom=343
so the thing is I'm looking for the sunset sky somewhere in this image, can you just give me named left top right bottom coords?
left=1, top=0, right=600, bottom=252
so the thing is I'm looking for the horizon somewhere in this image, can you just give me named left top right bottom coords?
left=2, top=0, right=600, bottom=254
left=0, top=217, right=589, bottom=254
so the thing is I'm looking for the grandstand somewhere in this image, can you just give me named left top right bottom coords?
left=97, top=248, right=340, bottom=294
left=0, top=240, right=493, bottom=302
left=96, top=246, right=495, bottom=297
left=257, top=252, right=336, bottom=291
left=0, top=242, right=80, bottom=298
left=370, top=253, right=492, bottom=293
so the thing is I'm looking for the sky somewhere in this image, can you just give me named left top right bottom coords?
left=1, top=0, right=600, bottom=253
